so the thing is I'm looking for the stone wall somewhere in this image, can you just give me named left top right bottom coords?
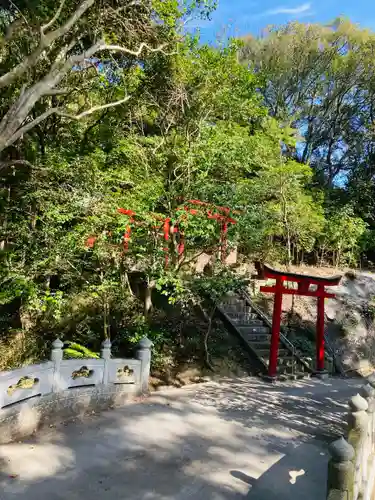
left=327, top=374, right=375, bottom=499
left=0, top=337, right=152, bottom=443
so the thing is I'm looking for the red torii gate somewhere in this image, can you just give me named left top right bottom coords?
left=115, top=200, right=240, bottom=266
left=256, top=263, right=341, bottom=378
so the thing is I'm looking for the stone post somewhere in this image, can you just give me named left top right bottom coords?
left=360, top=383, right=375, bottom=496
left=101, top=338, right=112, bottom=385
left=367, top=374, right=375, bottom=441
left=50, top=338, right=63, bottom=392
left=367, top=373, right=375, bottom=389
left=368, top=374, right=375, bottom=418
left=361, top=384, right=375, bottom=453
left=327, top=436, right=355, bottom=500
left=348, top=393, right=369, bottom=499
left=136, top=336, right=153, bottom=393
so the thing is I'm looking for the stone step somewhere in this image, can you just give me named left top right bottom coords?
left=222, top=308, right=255, bottom=318
left=277, top=356, right=298, bottom=366
left=277, top=369, right=299, bottom=377
left=230, top=317, right=263, bottom=326
left=225, top=311, right=259, bottom=317
left=277, top=371, right=310, bottom=380
left=263, top=371, right=309, bottom=382
left=221, top=296, right=242, bottom=305
left=220, top=302, right=252, bottom=312
left=239, top=326, right=270, bottom=335
left=243, top=333, right=270, bottom=342
left=255, top=348, right=290, bottom=359
left=248, top=341, right=271, bottom=349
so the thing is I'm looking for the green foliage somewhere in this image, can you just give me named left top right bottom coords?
left=63, top=342, right=100, bottom=360
left=191, top=267, right=247, bottom=304
left=0, top=4, right=373, bottom=373
left=320, top=207, right=368, bottom=266
left=240, top=19, right=375, bottom=226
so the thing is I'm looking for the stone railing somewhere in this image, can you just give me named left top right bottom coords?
left=327, top=375, right=375, bottom=500
left=0, top=336, right=152, bottom=443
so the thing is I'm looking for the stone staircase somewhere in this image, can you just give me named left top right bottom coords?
left=218, top=293, right=312, bottom=381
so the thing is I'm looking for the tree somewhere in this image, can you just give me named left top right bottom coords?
left=0, top=35, right=269, bottom=362
left=319, top=207, right=367, bottom=267
left=240, top=19, right=375, bottom=188
left=2, top=9, right=374, bottom=374
left=0, top=0, right=216, bottom=160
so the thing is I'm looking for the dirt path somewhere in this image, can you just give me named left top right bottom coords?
left=0, top=377, right=362, bottom=499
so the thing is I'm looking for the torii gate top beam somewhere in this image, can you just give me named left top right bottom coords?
left=255, top=262, right=342, bottom=287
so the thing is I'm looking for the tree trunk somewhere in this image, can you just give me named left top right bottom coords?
left=144, top=279, right=155, bottom=318
left=200, top=304, right=216, bottom=371
left=103, top=298, right=109, bottom=340
left=203, top=319, right=215, bottom=370
left=0, top=184, right=10, bottom=251
left=280, top=183, right=292, bottom=267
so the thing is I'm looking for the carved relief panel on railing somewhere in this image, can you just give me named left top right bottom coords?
left=109, top=359, right=140, bottom=385
left=0, top=363, right=54, bottom=408
left=58, top=359, right=105, bottom=390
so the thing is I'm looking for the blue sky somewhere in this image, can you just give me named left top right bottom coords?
left=190, top=0, right=374, bottom=43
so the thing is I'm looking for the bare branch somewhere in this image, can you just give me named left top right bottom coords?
left=3, top=108, right=59, bottom=149
left=51, top=38, right=78, bottom=70
left=3, top=95, right=130, bottom=150
left=0, top=35, right=174, bottom=152
left=41, top=0, right=67, bottom=33
left=9, top=0, right=30, bottom=30
left=57, top=96, right=131, bottom=120
left=97, top=42, right=172, bottom=57
left=69, top=40, right=102, bottom=65
left=0, top=0, right=95, bottom=89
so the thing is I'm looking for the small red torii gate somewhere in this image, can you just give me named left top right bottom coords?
left=116, top=200, right=239, bottom=266
left=256, top=263, right=341, bottom=378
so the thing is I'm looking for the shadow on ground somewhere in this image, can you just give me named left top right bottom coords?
left=0, top=376, right=362, bottom=500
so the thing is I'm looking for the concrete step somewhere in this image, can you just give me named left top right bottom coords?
left=239, top=326, right=270, bottom=335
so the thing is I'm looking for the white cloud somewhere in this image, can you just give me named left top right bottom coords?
left=266, top=2, right=312, bottom=16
